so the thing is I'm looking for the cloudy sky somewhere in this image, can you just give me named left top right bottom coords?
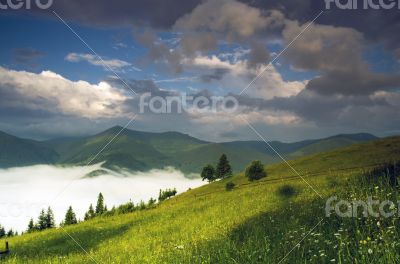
left=1, top=0, right=400, bottom=142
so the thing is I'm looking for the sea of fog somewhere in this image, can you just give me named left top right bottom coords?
left=0, top=164, right=204, bottom=232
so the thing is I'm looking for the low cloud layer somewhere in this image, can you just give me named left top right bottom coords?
left=0, top=164, right=204, bottom=232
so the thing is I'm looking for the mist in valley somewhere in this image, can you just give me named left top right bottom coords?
left=0, top=164, right=204, bottom=232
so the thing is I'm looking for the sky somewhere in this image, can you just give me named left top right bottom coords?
left=1, top=0, right=400, bottom=142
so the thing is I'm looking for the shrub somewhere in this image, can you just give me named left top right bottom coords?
left=245, top=160, right=266, bottom=181
left=277, top=184, right=297, bottom=198
left=225, top=181, right=236, bottom=191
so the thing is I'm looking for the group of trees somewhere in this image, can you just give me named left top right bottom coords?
left=201, top=154, right=267, bottom=185
left=158, top=188, right=177, bottom=202
left=0, top=224, right=16, bottom=238
left=27, top=207, right=55, bottom=232
left=20, top=189, right=174, bottom=235
left=201, top=154, right=233, bottom=182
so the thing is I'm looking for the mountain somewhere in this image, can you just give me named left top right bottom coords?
left=0, top=128, right=378, bottom=173
left=0, top=131, right=58, bottom=168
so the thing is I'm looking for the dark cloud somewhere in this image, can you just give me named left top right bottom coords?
left=135, top=31, right=183, bottom=73
left=306, top=69, right=400, bottom=95
left=199, top=68, right=230, bottom=83
left=10, top=0, right=200, bottom=29
left=12, top=48, right=45, bottom=67
left=247, top=41, right=271, bottom=68
left=180, top=33, right=218, bottom=56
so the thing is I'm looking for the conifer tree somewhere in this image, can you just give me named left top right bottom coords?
left=0, top=224, right=5, bottom=238
left=37, top=209, right=47, bottom=230
left=27, top=218, right=35, bottom=232
left=95, top=193, right=105, bottom=215
left=45, top=207, right=55, bottom=229
left=216, top=154, right=232, bottom=179
left=64, top=206, right=78, bottom=225
left=84, top=204, right=96, bottom=220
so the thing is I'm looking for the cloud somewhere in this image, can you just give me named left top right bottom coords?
left=174, top=0, right=269, bottom=41
left=0, top=164, right=204, bottom=232
left=280, top=19, right=400, bottom=96
left=0, top=67, right=129, bottom=119
left=135, top=31, right=183, bottom=74
left=185, top=55, right=307, bottom=99
left=12, top=48, right=45, bottom=67
left=65, top=53, right=141, bottom=72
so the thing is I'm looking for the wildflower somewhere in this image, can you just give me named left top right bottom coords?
left=368, top=249, right=373, bottom=254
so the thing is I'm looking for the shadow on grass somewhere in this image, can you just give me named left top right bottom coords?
left=185, top=194, right=329, bottom=264
left=7, top=220, right=132, bottom=259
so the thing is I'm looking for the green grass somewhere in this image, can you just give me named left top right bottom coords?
left=1, top=136, right=400, bottom=263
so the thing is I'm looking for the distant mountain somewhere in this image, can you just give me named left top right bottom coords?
left=0, top=131, right=58, bottom=168
left=0, top=128, right=379, bottom=174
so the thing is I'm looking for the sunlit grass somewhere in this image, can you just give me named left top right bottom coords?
left=2, top=137, right=400, bottom=263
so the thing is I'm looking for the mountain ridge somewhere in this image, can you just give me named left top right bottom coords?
left=0, top=128, right=379, bottom=173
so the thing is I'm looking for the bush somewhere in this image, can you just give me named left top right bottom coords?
left=225, top=181, right=236, bottom=191
left=245, top=160, right=266, bottom=181
left=277, top=184, right=297, bottom=198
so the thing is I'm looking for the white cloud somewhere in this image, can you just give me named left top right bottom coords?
left=185, top=55, right=307, bottom=99
left=65, top=53, right=141, bottom=72
left=0, top=164, right=204, bottom=232
left=0, top=67, right=130, bottom=119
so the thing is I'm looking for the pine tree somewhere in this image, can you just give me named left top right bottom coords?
left=216, top=154, right=232, bottom=179
left=0, top=224, right=5, bottom=238
left=45, top=207, right=55, bottom=229
left=95, top=193, right=105, bottom=215
left=64, top=206, right=78, bottom=225
left=7, top=229, right=14, bottom=237
left=37, top=209, right=47, bottom=230
left=27, top=218, right=35, bottom=232
left=84, top=204, right=96, bottom=220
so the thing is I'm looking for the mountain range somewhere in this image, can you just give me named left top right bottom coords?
left=0, top=127, right=378, bottom=174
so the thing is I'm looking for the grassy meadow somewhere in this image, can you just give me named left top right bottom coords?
left=1, top=137, right=400, bottom=263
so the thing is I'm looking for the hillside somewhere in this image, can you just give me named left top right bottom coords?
left=1, top=136, right=400, bottom=263
left=0, top=131, right=58, bottom=168
left=0, top=128, right=377, bottom=174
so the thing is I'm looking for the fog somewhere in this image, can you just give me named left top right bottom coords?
left=0, top=164, right=204, bottom=232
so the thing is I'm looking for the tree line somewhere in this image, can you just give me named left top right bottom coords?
left=19, top=188, right=175, bottom=235
left=201, top=154, right=267, bottom=188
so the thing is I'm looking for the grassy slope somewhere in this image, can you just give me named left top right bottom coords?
left=2, top=136, right=400, bottom=263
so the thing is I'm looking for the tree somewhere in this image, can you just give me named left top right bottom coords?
left=201, top=164, right=216, bottom=182
left=64, top=206, right=78, bottom=225
left=37, top=209, right=47, bottom=230
left=216, top=154, right=232, bottom=179
left=7, top=229, right=14, bottom=237
left=245, top=160, right=267, bottom=181
left=95, top=193, right=106, bottom=215
left=45, top=207, right=55, bottom=229
left=27, top=218, right=35, bottom=233
left=0, top=225, right=5, bottom=238
left=84, top=204, right=96, bottom=220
